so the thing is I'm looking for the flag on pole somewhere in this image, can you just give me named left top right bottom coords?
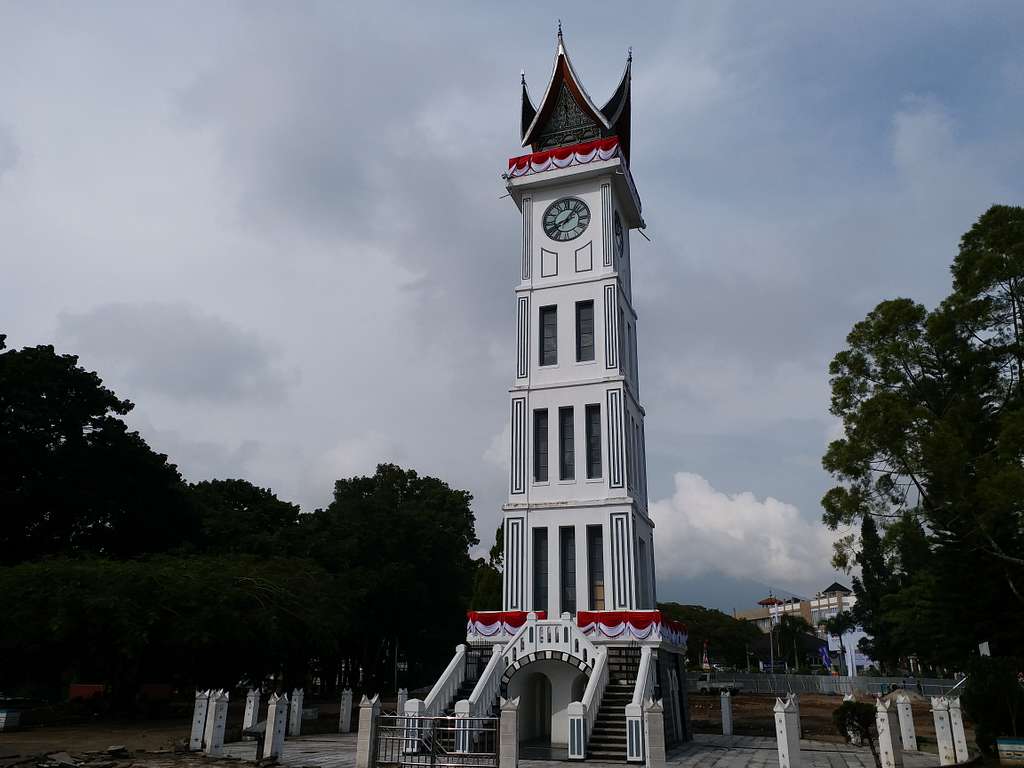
left=819, top=644, right=832, bottom=669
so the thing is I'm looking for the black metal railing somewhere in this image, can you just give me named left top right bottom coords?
left=374, top=713, right=498, bottom=768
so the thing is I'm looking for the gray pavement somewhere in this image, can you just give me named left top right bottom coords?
left=222, top=731, right=937, bottom=768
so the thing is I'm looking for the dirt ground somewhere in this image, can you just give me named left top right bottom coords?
left=688, top=690, right=971, bottom=751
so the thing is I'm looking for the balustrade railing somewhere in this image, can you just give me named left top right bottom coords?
left=502, top=613, right=599, bottom=667
left=467, top=645, right=505, bottom=716
left=423, top=644, right=467, bottom=716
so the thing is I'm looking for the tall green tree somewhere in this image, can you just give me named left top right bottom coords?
left=0, top=337, right=196, bottom=563
left=850, top=516, right=897, bottom=671
left=822, top=205, right=1024, bottom=669
left=188, top=478, right=301, bottom=555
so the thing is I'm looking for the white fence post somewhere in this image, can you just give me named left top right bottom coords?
left=626, top=701, right=645, bottom=763
left=644, top=699, right=666, bottom=768
left=243, top=689, right=260, bottom=741
left=948, top=697, right=969, bottom=764
left=355, top=694, right=381, bottom=768
left=791, top=693, right=802, bottom=738
left=895, top=694, right=917, bottom=751
left=875, top=697, right=903, bottom=768
left=189, top=690, right=210, bottom=751
left=720, top=691, right=733, bottom=736
left=339, top=688, right=353, bottom=733
left=289, top=687, right=304, bottom=736
left=404, top=698, right=425, bottom=754
left=499, top=697, right=519, bottom=768
left=567, top=701, right=585, bottom=760
left=203, top=690, right=229, bottom=757
left=454, top=699, right=472, bottom=754
left=774, top=696, right=801, bottom=768
left=931, top=697, right=957, bottom=766
left=265, top=693, right=289, bottom=759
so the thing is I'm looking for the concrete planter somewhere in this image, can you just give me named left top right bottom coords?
left=997, top=738, right=1024, bottom=766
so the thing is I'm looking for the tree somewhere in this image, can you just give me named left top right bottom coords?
left=834, top=700, right=881, bottom=768
left=470, top=525, right=504, bottom=610
left=821, top=611, right=857, bottom=675
left=850, top=516, right=897, bottom=671
left=822, top=205, right=1024, bottom=669
left=658, top=603, right=762, bottom=669
left=188, top=478, right=301, bottom=555
left=297, top=464, right=478, bottom=691
left=0, top=337, right=196, bottom=563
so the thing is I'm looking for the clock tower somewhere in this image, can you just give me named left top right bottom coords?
left=501, top=31, right=653, bottom=619
left=414, top=32, right=690, bottom=763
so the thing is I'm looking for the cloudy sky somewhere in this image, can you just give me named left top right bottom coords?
left=3, top=1, right=1023, bottom=612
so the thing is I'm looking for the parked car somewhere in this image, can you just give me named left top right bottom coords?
left=695, top=673, right=743, bottom=694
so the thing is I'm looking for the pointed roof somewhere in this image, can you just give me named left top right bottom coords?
left=520, top=30, right=632, bottom=161
left=821, top=582, right=852, bottom=595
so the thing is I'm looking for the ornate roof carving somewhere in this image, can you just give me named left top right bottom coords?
left=520, top=31, right=632, bottom=162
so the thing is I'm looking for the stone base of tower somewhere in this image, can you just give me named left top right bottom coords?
left=412, top=609, right=689, bottom=763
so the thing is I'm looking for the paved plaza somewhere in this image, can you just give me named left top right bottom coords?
left=220, top=732, right=938, bottom=768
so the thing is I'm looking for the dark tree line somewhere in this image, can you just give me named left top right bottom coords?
left=0, top=335, right=495, bottom=706
left=823, top=205, right=1024, bottom=673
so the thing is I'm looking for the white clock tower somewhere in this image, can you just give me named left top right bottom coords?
left=416, top=32, right=690, bottom=762
left=501, top=31, right=654, bottom=619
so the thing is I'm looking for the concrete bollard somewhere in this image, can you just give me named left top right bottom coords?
left=355, top=695, right=381, bottom=768
left=774, top=696, right=801, bottom=768
left=499, top=697, right=519, bottom=768
left=243, top=689, right=261, bottom=741
left=289, top=688, right=305, bottom=736
left=203, top=690, right=229, bottom=756
left=265, top=693, right=289, bottom=759
left=931, top=697, right=957, bottom=766
left=721, top=691, right=733, bottom=736
left=875, top=697, right=903, bottom=768
left=948, top=698, right=969, bottom=764
left=403, top=698, right=425, bottom=754
left=397, top=687, right=408, bottom=714
left=339, top=688, right=353, bottom=733
left=455, top=700, right=472, bottom=754
left=189, top=690, right=210, bottom=751
left=644, top=699, right=667, bottom=768
left=895, top=694, right=917, bottom=751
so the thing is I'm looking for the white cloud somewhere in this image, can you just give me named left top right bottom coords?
left=651, top=472, right=837, bottom=594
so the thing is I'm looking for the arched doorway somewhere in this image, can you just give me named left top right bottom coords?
left=505, top=659, right=589, bottom=759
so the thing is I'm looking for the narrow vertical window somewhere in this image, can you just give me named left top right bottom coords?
left=585, top=404, right=601, bottom=479
left=576, top=300, right=595, bottom=362
left=540, top=306, right=558, bottom=366
left=560, top=526, right=577, bottom=614
left=587, top=525, right=605, bottom=610
left=559, top=406, right=575, bottom=480
left=637, top=539, right=649, bottom=609
left=533, top=527, right=548, bottom=613
left=533, top=409, right=548, bottom=482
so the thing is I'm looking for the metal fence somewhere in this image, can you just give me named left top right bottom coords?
left=374, top=713, right=498, bottom=768
left=690, top=673, right=959, bottom=697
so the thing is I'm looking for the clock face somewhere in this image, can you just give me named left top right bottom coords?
left=543, top=197, right=591, bottom=242
left=614, top=212, right=624, bottom=257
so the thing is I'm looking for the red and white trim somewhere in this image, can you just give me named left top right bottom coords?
left=508, top=137, right=621, bottom=179
left=466, top=610, right=548, bottom=638
left=576, top=610, right=687, bottom=647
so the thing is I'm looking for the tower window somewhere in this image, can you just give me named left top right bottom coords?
left=533, top=409, right=548, bottom=482
left=540, top=306, right=557, bottom=366
left=585, top=404, right=601, bottom=479
left=559, top=407, right=575, bottom=481
left=560, top=525, right=576, bottom=614
left=533, top=527, right=549, bottom=613
left=576, top=300, right=595, bottom=362
left=587, top=525, right=605, bottom=611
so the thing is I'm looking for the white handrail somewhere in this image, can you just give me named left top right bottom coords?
left=581, top=647, right=609, bottom=743
left=467, top=644, right=506, bottom=715
left=423, top=644, right=467, bottom=715
left=630, top=646, right=655, bottom=708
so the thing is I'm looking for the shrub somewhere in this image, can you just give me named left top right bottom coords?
left=962, top=656, right=1024, bottom=754
left=834, top=700, right=880, bottom=768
